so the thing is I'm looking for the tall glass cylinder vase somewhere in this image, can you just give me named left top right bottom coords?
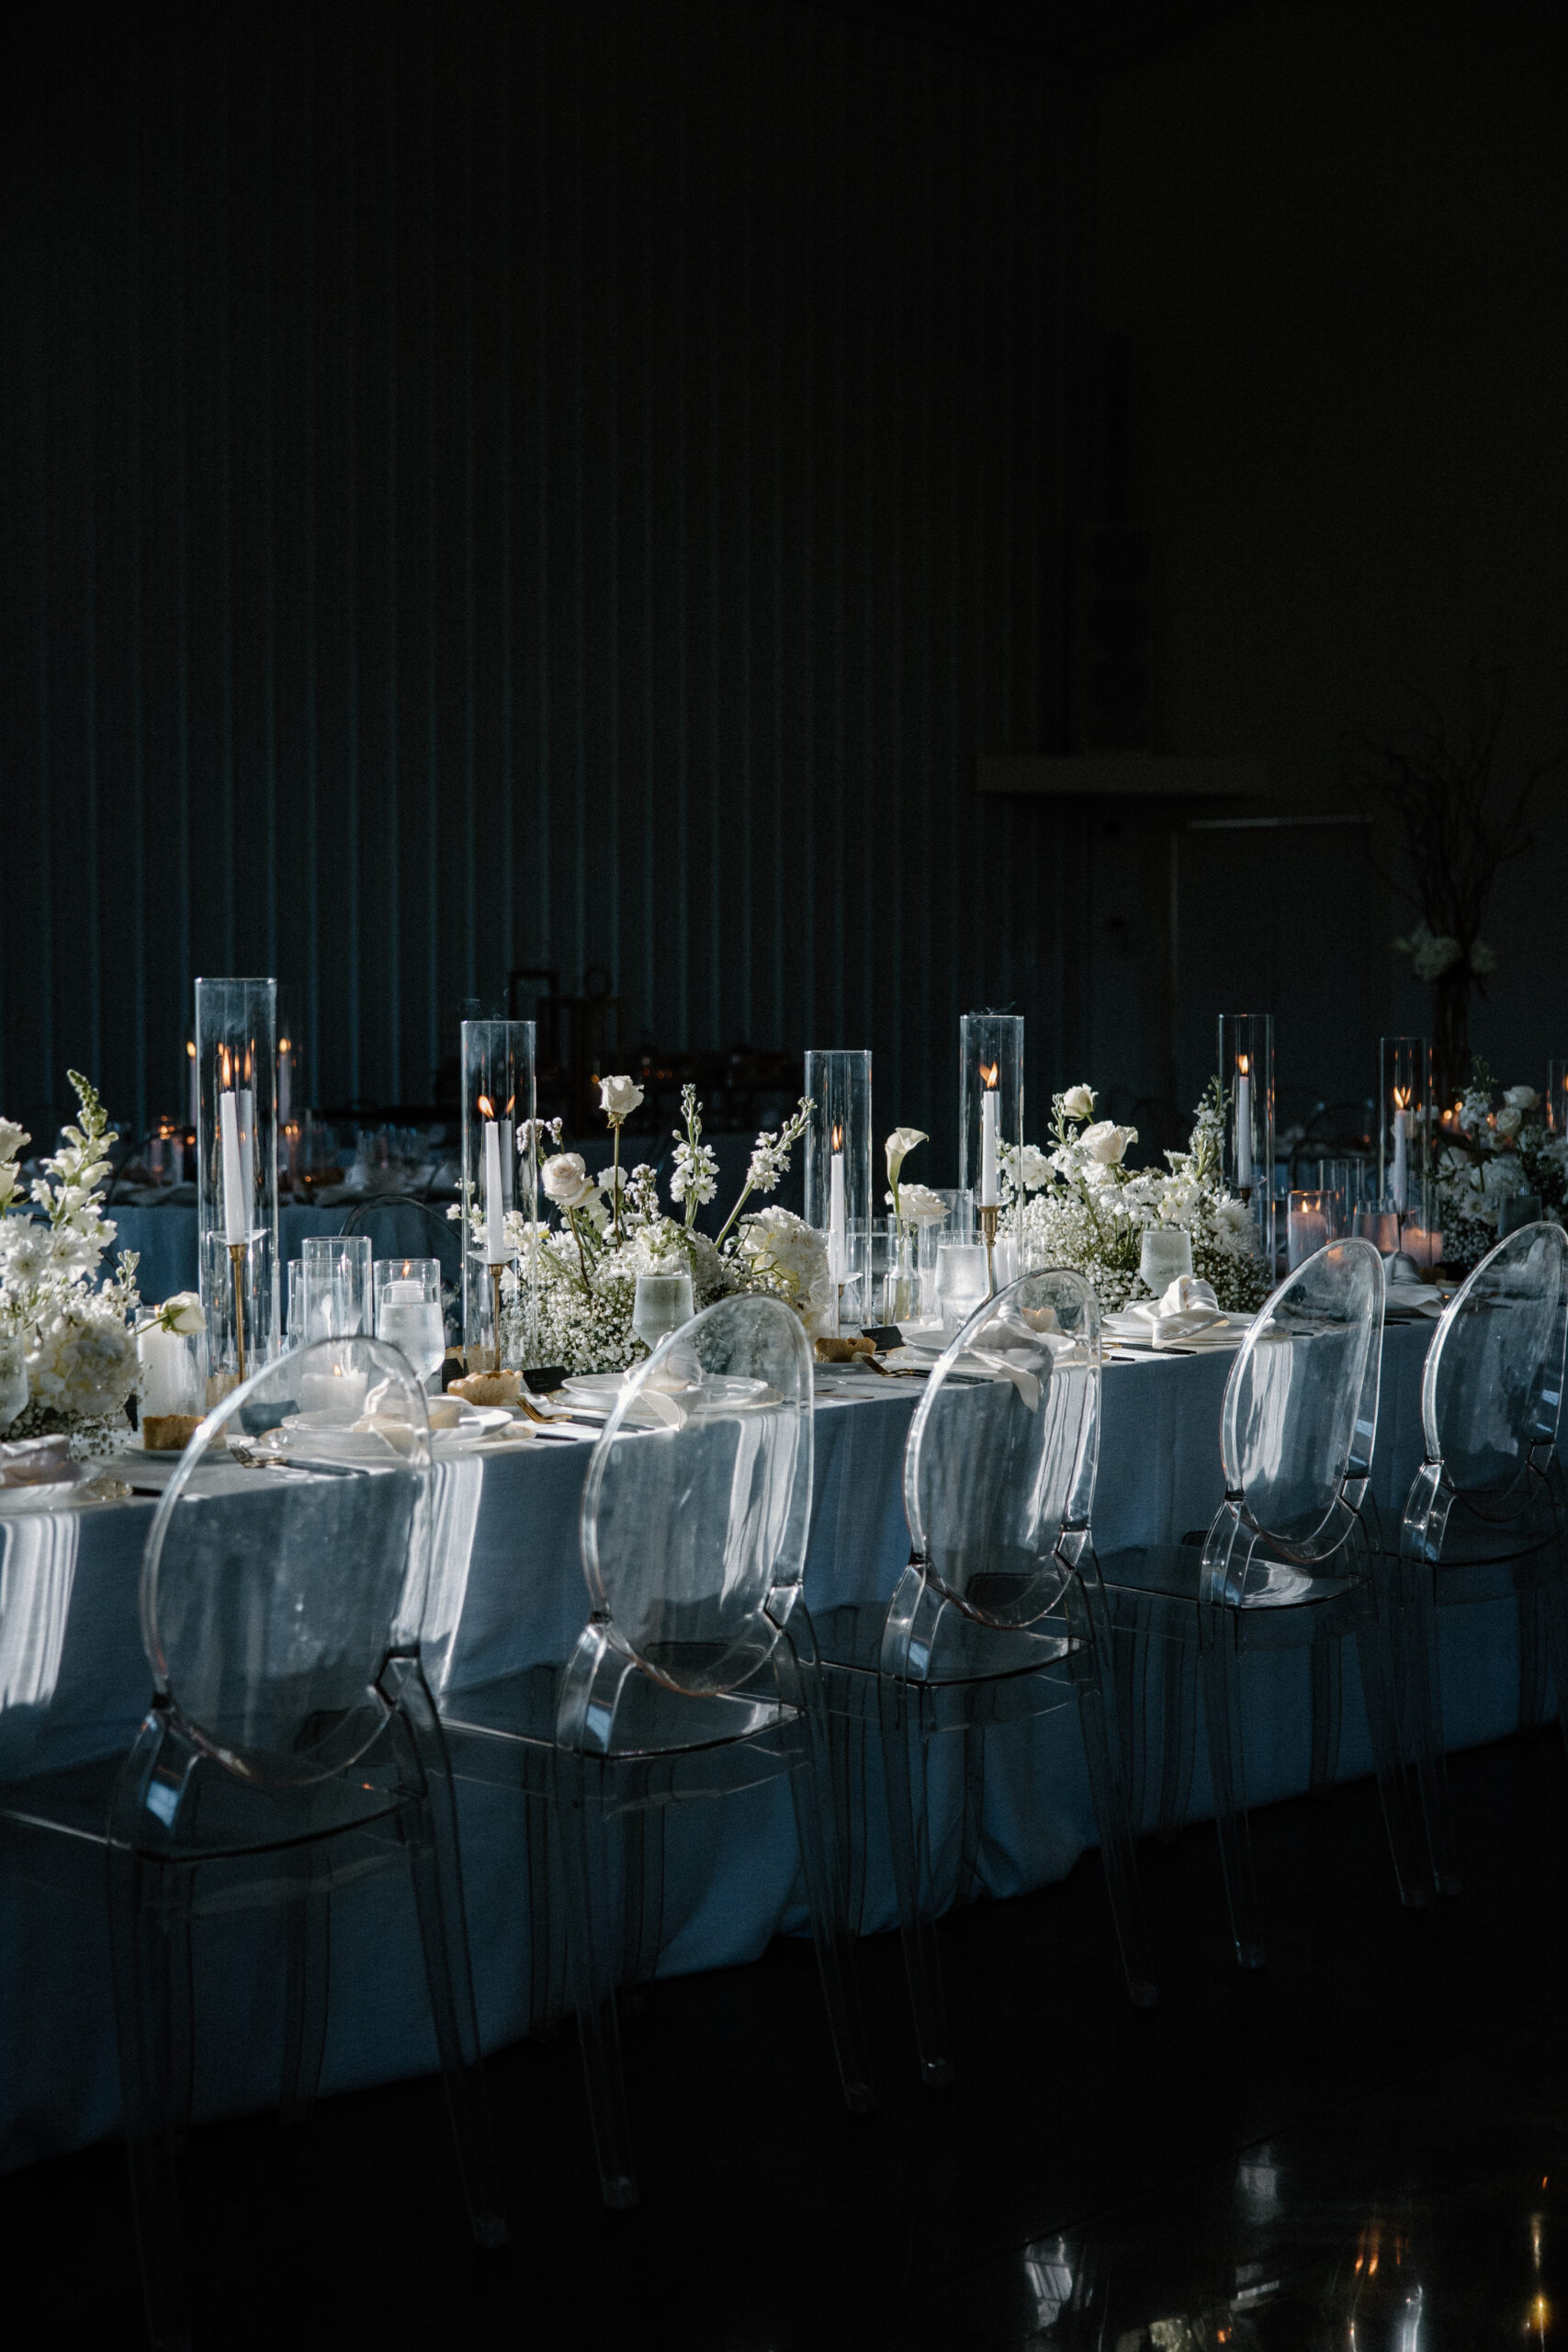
left=460, top=1019, right=537, bottom=1371
left=195, top=977, right=279, bottom=1393
left=1378, top=1035, right=1433, bottom=1260
left=1217, top=1012, right=1275, bottom=1271
left=804, top=1050, right=873, bottom=1332
left=1547, top=1058, right=1568, bottom=1139
left=959, top=1013, right=1023, bottom=1291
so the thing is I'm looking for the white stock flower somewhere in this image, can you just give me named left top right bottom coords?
left=599, top=1076, right=644, bottom=1121
left=885, top=1126, right=927, bottom=1188
left=159, top=1292, right=205, bottom=1336
left=0, top=1120, right=29, bottom=1163
left=1504, top=1085, right=1540, bottom=1113
left=1079, top=1121, right=1136, bottom=1168
left=1060, top=1086, right=1095, bottom=1123
left=670, top=1139, right=719, bottom=1207
left=1016, top=1146, right=1052, bottom=1191
left=542, top=1151, right=597, bottom=1210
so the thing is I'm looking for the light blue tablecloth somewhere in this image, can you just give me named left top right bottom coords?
left=0, top=1325, right=1531, bottom=2173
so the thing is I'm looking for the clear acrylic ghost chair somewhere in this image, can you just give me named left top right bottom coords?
left=816, top=1269, right=1156, bottom=2090
left=552, top=1293, right=873, bottom=2210
left=0, top=1336, right=503, bottom=2350
left=1100, top=1239, right=1427, bottom=1968
left=1393, top=1220, right=1568, bottom=1895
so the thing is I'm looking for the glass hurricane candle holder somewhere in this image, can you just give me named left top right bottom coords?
left=1286, top=1189, right=1339, bottom=1271
left=460, top=1019, right=537, bottom=1371
left=301, top=1234, right=373, bottom=1339
left=1547, top=1059, right=1568, bottom=1138
left=804, top=1050, right=873, bottom=1333
left=1378, top=1036, right=1432, bottom=1251
left=195, top=977, right=279, bottom=1381
left=958, top=1013, right=1023, bottom=1216
left=1217, top=1012, right=1275, bottom=1268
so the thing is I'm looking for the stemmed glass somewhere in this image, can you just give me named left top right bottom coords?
left=373, top=1259, right=447, bottom=1392
left=632, top=1270, right=694, bottom=1357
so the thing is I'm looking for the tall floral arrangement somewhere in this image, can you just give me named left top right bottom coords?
left=1429, top=1065, right=1568, bottom=1277
left=1003, top=1083, right=1269, bottom=1317
left=455, top=1081, right=829, bottom=1374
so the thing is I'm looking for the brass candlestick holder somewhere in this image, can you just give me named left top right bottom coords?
left=229, top=1242, right=249, bottom=1383
left=979, top=1203, right=998, bottom=1296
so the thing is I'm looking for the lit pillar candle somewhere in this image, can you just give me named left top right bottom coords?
left=1235, top=1056, right=1253, bottom=1188
left=239, top=1084, right=256, bottom=1211
left=220, top=1091, right=248, bottom=1245
left=277, top=1039, right=292, bottom=1130
left=187, top=1040, right=198, bottom=1133
left=499, top=1114, right=514, bottom=1208
left=1392, top=1091, right=1409, bottom=1212
left=979, top=1068, right=999, bottom=1208
left=484, top=1116, right=508, bottom=1263
left=829, top=1126, right=846, bottom=1283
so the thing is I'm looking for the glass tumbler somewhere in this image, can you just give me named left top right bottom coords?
left=934, top=1239, right=990, bottom=1330
left=374, top=1258, right=446, bottom=1390
left=1139, top=1227, right=1193, bottom=1294
left=300, top=1233, right=373, bottom=1338
left=632, top=1269, right=694, bottom=1356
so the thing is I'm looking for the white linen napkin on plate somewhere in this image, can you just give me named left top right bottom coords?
left=1126, top=1275, right=1230, bottom=1349
left=0, top=1434, right=82, bottom=1489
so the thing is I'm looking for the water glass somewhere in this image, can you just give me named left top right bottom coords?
left=374, top=1258, right=446, bottom=1389
left=286, top=1259, right=305, bottom=1347
left=1139, top=1227, right=1193, bottom=1294
left=916, top=1190, right=974, bottom=1314
left=934, top=1239, right=990, bottom=1330
left=632, top=1269, right=694, bottom=1355
left=0, top=1334, right=28, bottom=1432
left=300, top=1233, right=373, bottom=1338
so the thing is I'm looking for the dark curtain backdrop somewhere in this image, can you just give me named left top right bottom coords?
left=0, top=0, right=1092, bottom=1171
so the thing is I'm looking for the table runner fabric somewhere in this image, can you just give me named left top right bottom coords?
left=0, top=1327, right=1530, bottom=2171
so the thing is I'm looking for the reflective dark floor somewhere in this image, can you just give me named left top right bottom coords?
left=6, top=1733, right=1568, bottom=2346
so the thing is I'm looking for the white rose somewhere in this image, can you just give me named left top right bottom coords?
left=1495, top=1106, right=1523, bottom=1138
left=599, top=1075, right=644, bottom=1121
left=1504, top=1085, right=1540, bottom=1113
left=1079, top=1120, right=1136, bottom=1168
left=542, top=1151, right=597, bottom=1210
left=890, top=1182, right=948, bottom=1225
left=885, top=1126, right=928, bottom=1187
left=159, top=1291, right=206, bottom=1336
left=1060, top=1086, right=1095, bottom=1123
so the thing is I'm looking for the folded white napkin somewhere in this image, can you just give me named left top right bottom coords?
left=633, top=1385, right=689, bottom=1430
left=1126, top=1275, right=1230, bottom=1348
left=0, top=1433, right=82, bottom=1488
left=956, top=1348, right=1043, bottom=1410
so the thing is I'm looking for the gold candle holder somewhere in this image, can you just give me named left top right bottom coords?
left=978, top=1203, right=998, bottom=1296
left=229, top=1242, right=249, bottom=1383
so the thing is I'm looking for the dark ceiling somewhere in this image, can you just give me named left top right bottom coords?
left=827, top=0, right=1258, bottom=75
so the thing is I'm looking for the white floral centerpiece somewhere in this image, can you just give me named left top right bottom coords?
left=454, top=1081, right=832, bottom=1375
left=1429, top=1066, right=1568, bottom=1275
left=1002, top=1082, right=1270, bottom=1317
left=0, top=1072, right=205, bottom=1453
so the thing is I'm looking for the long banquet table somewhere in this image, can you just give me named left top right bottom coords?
left=0, top=1322, right=1536, bottom=2174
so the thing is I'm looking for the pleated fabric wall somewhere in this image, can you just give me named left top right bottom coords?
left=0, top=0, right=1090, bottom=1170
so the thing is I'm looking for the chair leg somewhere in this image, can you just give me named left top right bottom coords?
left=824, top=1688, right=869, bottom=1939
left=393, top=1674, right=508, bottom=2248
left=1519, top=1585, right=1551, bottom=1734
left=1069, top=1562, right=1158, bottom=2008
left=1198, top=1601, right=1264, bottom=1968
left=878, top=1567, right=953, bottom=2087
left=556, top=1741, right=639, bottom=2209
left=106, top=1838, right=192, bottom=2352
left=1158, top=1606, right=1200, bottom=1843
left=1309, top=1624, right=1343, bottom=1799
left=279, top=1867, right=332, bottom=2128
left=1350, top=1580, right=1431, bottom=1910
left=957, top=1724, right=987, bottom=1909
left=525, top=1783, right=565, bottom=2040
left=773, top=1607, right=876, bottom=2116
left=1401, top=1554, right=1461, bottom=1896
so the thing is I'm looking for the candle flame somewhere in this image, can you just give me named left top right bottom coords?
left=279, top=1037, right=290, bottom=1055
left=478, top=1094, right=495, bottom=1120
left=1236, top=1052, right=1250, bottom=1077
left=186, top=1040, right=196, bottom=1061
left=831, top=1124, right=843, bottom=1151
left=980, top=1061, right=998, bottom=1090
left=504, top=1095, right=514, bottom=1117
left=220, top=1045, right=232, bottom=1088
left=1393, top=1083, right=1411, bottom=1111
